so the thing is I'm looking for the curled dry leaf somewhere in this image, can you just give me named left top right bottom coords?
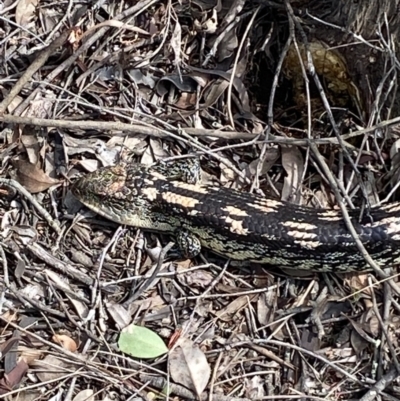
left=52, top=334, right=78, bottom=352
left=169, top=338, right=210, bottom=397
left=13, top=160, right=61, bottom=193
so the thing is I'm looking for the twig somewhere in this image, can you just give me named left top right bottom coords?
left=0, top=29, right=71, bottom=115
left=26, top=243, right=93, bottom=286
left=369, top=276, right=400, bottom=373
left=359, top=366, right=399, bottom=401
left=0, top=179, right=61, bottom=234
left=123, top=241, right=175, bottom=306
left=2, top=113, right=400, bottom=146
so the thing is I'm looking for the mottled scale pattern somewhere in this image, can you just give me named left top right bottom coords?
left=71, top=163, right=400, bottom=272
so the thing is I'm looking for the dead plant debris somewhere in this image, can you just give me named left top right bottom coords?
left=1, top=0, right=400, bottom=400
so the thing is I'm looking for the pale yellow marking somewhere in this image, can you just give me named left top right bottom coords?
left=293, top=239, right=321, bottom=249
left=149, top=171, right=168, bottom=179
left=161, top=192, right=200, bottom=208
left=317, top=215, right=342, bottom=222
left=225, top=216, right=249, bottom=235
left=248, top=200, right=280, bottom=213
left=380, top=203, right=400, bottom=213
left=142, top=187, right=159, bottom=201
left=281, top=221, right=317, bottom=230
left=318, top=210, right=340, bottom=217
left=287, top=230, right=318, bottom=240
left=143, top=178, right=154, bottom=185
left=313, top=210, right=342, bottom=221
left=264, top=199, right=282, bottom=207
left=222, top=205, right=249, bottom=216
left=171, top=181, right=209, bottom=194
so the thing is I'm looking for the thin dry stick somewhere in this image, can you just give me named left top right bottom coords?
left=3, top=113, right=400, bottom=147
left=0, top=178, right=61, bottom=234
left=252, top=339, right=365, bottom=387
left=368, top=276, right=400, bottom=373
left=0, top=29, right=71, bottom=115
left=359, top=367, right=399, bottom=401
left=123, top=241, right=175, bottom=306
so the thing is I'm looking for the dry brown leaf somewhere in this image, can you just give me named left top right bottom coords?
left=15, top=0, right=38, bottom=27
left=52, top=334, right=78, bottom=352
left=344, top=274, right=372, bottom=295
left=33, top=355, right=73, bottom=382
left=350, top=329, right=369, bottom=356
left=177, top=263, right=214, bottom=289
left=19, top=346, right=44, bottom=364
left=169, top=338, right=210, bottom=397
left=202, top=79, right=229, bottom=109
left=0, top=360, right=29, bottom=395
left=257, top=288, right=276, bottom=326
left=245, top=375, right=265, bottom=399
left=106, top=302, right=132, bottom=330
left=171, top=21, right=182, bottom=67
left=72, top=389, right=95, bottom=401
left=10, top=390, right=42, bottom=401
left=175, top=92, right=197, bottom=109
left=6, top=96, right=24, bottom=113
left=216, top=294, right=258, bottom=322
left=281, top=145, right=304, bottom=203
left=13, top=160, right=60, bottom=193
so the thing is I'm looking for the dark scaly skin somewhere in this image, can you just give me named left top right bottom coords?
left=71, top=162, right=400, bottom=272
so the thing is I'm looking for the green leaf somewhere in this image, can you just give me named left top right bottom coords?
left=118, top=324, right=168, bottom=359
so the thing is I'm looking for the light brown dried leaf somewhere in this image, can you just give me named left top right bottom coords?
left=15, top=0, right=38, bottom=27
left=13, top=160, right=60, bottom=193
left=257, top=289, right=276, bottom=326
left=107, top=302, right=132, bottom=330
left=10, top=390, right=42, bottom=401
left=344, top=274, right=371, bottom=295
left=169, top=338, right=210, bottom=397
left=19, top=346, right=44, bottom=364
left=245, top=375, right=265, bottom=399
left=72, top=389, right=95, bottom=401
left=34, top=355, right=73, bottom=382
left=216, top=294, right=258, bottom=322
left=171, top=21, right=182, bottom=67
left=281, top=145, right=304, bottom=203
